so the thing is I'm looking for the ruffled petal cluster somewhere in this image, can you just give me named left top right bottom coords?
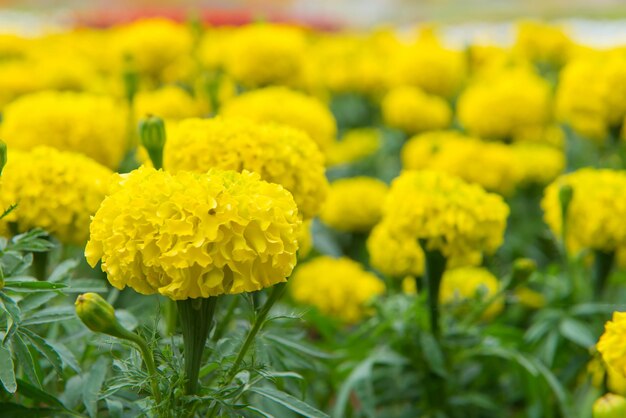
left=85, top=166, right=300, bottom=300
left=440, top=267, right=503, bottom=320
left=320, top=177, right=388, bottom=232
left=381, top=86, right=452, bottom=135
left=0, top=147, right=113, bottom=244
left=598, top=312, right=626, bottom=378
left=542, top=169, right=626, bottom=253
left=1, top=91, right=127, bottom=168
left=163, top=117, right=328, bottom=220
left=289, top=256, right=385, bottom=323
left=220, top=86, right=337, bottom=151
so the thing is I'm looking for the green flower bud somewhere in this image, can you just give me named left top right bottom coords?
left=139, top=116, right=166, bottom=170
left=512, top=258, right=537, bottom=287
left=75, top=293, right=128, bottom=339
left=0, top=140, right=7, bottom=176
left=593, top=393, right=626, bottom=418
left=558, top=184, right=574, bottom=223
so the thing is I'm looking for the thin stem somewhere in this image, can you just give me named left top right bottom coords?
left=419, top=241, right=447, bottom=338
left=177, top=297, right=218, bottom=394
left=164, top=298, right=177, bottom=336
left=592, top=249, right=615, bottom=300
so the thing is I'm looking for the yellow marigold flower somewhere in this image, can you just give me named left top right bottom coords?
left=289, top=256, right=385, bottom=323
left=85, top=166, right=300, bottom=300
left=381, top=86, right=452, bottom=135
left=440, top=267, right=503, bottom=320
left=514, top=21, right=573, bottom=66
left=368, top=223, right=425, bottom=278
left=320, top=177, right=388, bottom=232
left=135, top=85, right=202, bottom=120
left=109, top=18, right=193, bottom=80
left=542, top=169, right=626, bottom=253
left=599, top=312, right=626, bottom=379
left=556, top=54, right=626, bottom=142
left=224, top=24, right=306, bottom=87
left=0, top=147, right=113, bottom=245
left=326, top=128, right=380, bottom=166
left=163, top=117, right=328, bottom=220
left=401, top=131, right=521, bottom=195
left=221, top=87, right=337, bottom=152
left=511, top=143, right=564, bottom=186
left=1, top=91, right=126, bottom=169
left=457, top=68, right=551, bottom=141
left=381, top=170, right=509, bottom=259
left=512, top=124, right=566, bottom=148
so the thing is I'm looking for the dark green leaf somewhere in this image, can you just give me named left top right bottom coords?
left=16, top=378, right=69, bottom=410
left=12, top=334, right=40, bottom=386
left=249, top=386, right=329, bottom=418
left=0, top=402, right=60, bottom=417
left=22, top=306, right=76, bottom=326
left=9, top=229, right=54, bottom=253
left=18, top=292, right=58, bottom=313
left=419, top=332, right=447, bottom=378
left=559, top=318, right=596, bottom=349
left=0, top=292, right=21, bottom=323
left=47, top=341, right=80, bottom=373
left=20, top=329, right=64, bottom=376
left=0, top=344, right=16, bottom=393
left=82, top=357, right=108, bottom=418
left=105, top=399, right=123, bottom=418
left=4, top=279, right=67, bottom=291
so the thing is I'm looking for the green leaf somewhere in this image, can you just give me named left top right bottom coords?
left=48, top=259, right=79, bottom=283
left=249, top=386, right=329, bottom=418
left=47, top=341, right=80, bottom=373
left=244, top=405, right=276, bottom=418
left=264, top=334, right=334, bottom=359
left=4, top=279, right=67, bottom=291
left=18, top=292, right=58, bottom=313
left=0, top=292, right=21, bottom=323
left=12, top=334, right=40, bottom=386
left=419, top=332, right=447, bottom=378
left=9, top=229, right=54, bottom=252
left=0, top=344, right=16, bottom=393
left=64, top=278, right=107, bottom=294
left=22, top=306, right=76, bottom=326
left=20, top=328, right=64, bottom=376
left=0, top=402, right=60, bottom=417
left=16, top=378, right=69, bottom=410
left=559, top=318, right=596, bottom=349
left=82, top=357, right=109, bottom=418
left=105, top=399, right=124, bottom=418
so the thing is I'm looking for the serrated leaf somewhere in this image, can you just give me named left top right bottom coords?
left=22, top=306, right=76, bottom=326
left=249, top=386, right=329, bottom=418
left=559, top=318, right=597, bottom=349
left=82, top=357, right=109, bottom=418
left=20, top=329, right=64, bottom=376
left=0, top=344, right=16, bottom=393
left=419, top=332, right=447, bottom=378
left=12, top=333, right=40, bottom=386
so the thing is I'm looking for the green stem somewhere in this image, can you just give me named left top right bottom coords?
left=592, top=249, right=615, bottom=300
left=164, top=298, right=177, bottom=336
left=177, top=297, right=218, bottom=394
left=419, top=241, right=447, bottom=338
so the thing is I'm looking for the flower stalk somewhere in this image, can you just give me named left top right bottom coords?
left=419, top=241, right=447, bottom=338
left=593, top=249, right=615, bottom=300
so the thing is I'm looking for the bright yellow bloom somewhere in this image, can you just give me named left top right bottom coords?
left=220, top=86, right=337, bottom=151
left=290, top=256, right=385, bottom=323
left=458, top=68, right=551, bottom=140
left=320, top=177, right=388, bottom=232
left=381, top=86, right=452, bottom=135
left=163, top=117, right=328, bottom=220
left=593, top=393, right=626, bottom=418
left=598, top=312, right=626, bottom=379
left=556, top=54, right=626, bottom=142
left=514, top=21, right=573, bottom=66
left=381, top=170, right=509, bottom=259
left=1, top=91, right=126, bottom=169
left=368, top=223, right=425, bottom=278
left=511, top=143, right=564, bottom=186
left=401, top=131, right=521, bottom=195
left=440, top=267, right=503, bottom=320
left=326, top=128, right=380, bottom=166
left=135, top=85, right=203, bottom=120
left=85, top=166, right=300, bottom=300
left=0, top=147, right=113, bottom=245
left=224, top=24, right=306, bottom=87
left=542, top=169, right=626, bottom=253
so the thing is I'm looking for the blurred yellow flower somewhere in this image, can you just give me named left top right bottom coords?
left=598, top=312, right=626, bottom=379
left=0, top=147, right=113, bottom=245
left=514, top=21, right=573, bottom=66
left=368, top=223, right=425, bottom=278
left=320, top=177, right=388, bottom=232
left=86, top=167, right=300, bottom=300
left=511, top=143, right=564, bottom=186
left=326, top=128, right=381, bottom=166
left=382, top=86, right=452, bottom=135
left=135, top=85, right=203, bottom=120
left=440, top=267, right=503, bottom=320
left=290, top=256, right=385, bottom=323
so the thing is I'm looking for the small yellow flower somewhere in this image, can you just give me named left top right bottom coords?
left=135, top=85, right=202, bottom=120
left=440, top=267, right=503, bottom=321
left=598, top=312, right=626, bottom=378
left=514, top=21, right=573, bottom=66
left=381, top=86, right=452, bottom=135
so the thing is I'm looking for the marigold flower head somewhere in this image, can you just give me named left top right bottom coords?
left=367, top=223, right=425, bottom=278
left=224, top=24, right=306, bottom=87
left=598, top=312, right=626, bottom=379
left=220, top=86, right=337, bottom=151
left=401, top=131, right=521, bottom=195
left=135, top=85, right=202, bottom=120
left=0, top=147, right=113, bottom=245
left=514, top=21, right=573, bottom=66
left=163, top=117, right=328, bottom=220
left=1, top=91, right=126, bottom=168
left=326, top=128, right=380, bottom=166
left=382, top=86, right=452, bottom=135
left=86, top=166, right=300, bottom=300
left=511, top=143, right=564, bottom=186
left=381, top=170, right=509, bottom=259
left=542, top=169, right=626, bottom=253
left=320, top=177, right=388, bottom=232
left=440, top=267, right=503, bottom=320
left=289, top=256, right=385, bottom=323
left=457, top=68, right=551, bottom=140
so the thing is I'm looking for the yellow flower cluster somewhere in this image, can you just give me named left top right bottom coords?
left=0, top=147, right=113, bottom=245
left=289, top=256, right=385, bottom=323
left=326, top=128, right=381, bottom=166
left=458, top=68, right=552, bottom=140
left=1, top=91, right=127, bottom=168
left=85, top=167, right=300, bottom=300
left=511, top=143, right=565, bottom=186
left=221, top=87, right=337, bottom=151
left=367, top=223, right=425, bottom=278
left=381, top=86, right=452, bottom=135
left=135, top=85, right=203, bottom=120
left=224, top=24, right=306, bottom=87
left=440, top=267, right=503, bottom=320
left=514, top=21, right=573, bottom=66
left=380, top=170, right=509, bottom=259
left=320, top=177, right=388, bottom=232
left=542, top=169, right=626, bottom=253
left=163, top=117, right=328, bottom=220
left=556, top=54, right=626, bottom=142
left=598, top=312, right=626, bottom=379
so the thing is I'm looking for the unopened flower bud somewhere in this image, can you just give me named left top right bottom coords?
left=512, top=258, right=536, bottom=287
left=75, top=293, right=128, bottom=339
left=139, top=116, right=166, bottom=170
left=558, top=184, right=574, bottom=222
left=593, top=393, right=626, bottom=418
left=0, top=141, right=7, bottom=176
